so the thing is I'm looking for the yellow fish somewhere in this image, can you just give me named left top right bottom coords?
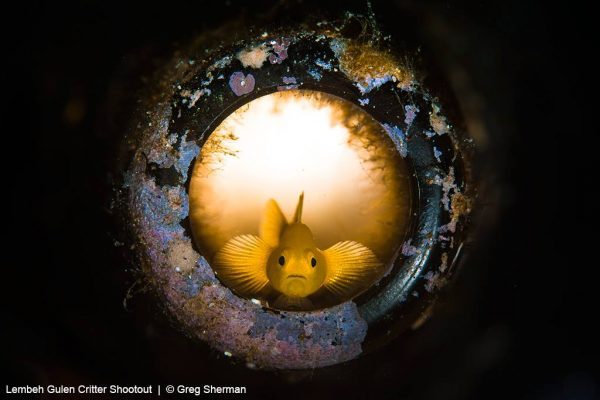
left=213, top=193, right=382, bottom=306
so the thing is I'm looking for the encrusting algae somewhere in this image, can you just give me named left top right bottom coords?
left=332, top=40, right=416, bottom=93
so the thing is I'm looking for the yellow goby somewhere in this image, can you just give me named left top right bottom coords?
left=213, top=193, right=382, bottom=301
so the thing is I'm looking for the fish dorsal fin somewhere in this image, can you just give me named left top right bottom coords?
left=260, top=199, right=287, bottom=247
left=212, top=234, right=271, bottom=295
left=322, top=241, right=382, bottom=297
left=293, top=192, right=304, bottom=223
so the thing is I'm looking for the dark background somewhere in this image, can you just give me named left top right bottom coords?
left=4, top=1, right=595, bottom=399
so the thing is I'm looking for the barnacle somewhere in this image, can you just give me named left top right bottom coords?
left=117, top=6, right=477, bottom=369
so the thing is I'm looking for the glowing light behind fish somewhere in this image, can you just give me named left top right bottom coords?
left=195, top=91, right=360, bottom=230
left=189, top=90, right=412, bottom=305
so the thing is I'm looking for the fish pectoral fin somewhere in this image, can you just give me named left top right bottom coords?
left=212, top=234, right=271, bottom=295
left=322, top=241, right=382, bottom=297
left=259, top=199, right=287, bottom=247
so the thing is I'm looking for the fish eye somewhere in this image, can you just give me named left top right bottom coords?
left=311, top=257, right=317, bottom=267
left=278, top=255, right=285, bottom=266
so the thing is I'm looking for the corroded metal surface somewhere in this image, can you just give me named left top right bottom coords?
left=121, top=13, right=474, bottom=369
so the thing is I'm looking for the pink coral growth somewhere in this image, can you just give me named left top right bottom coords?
left=269, top=37, right=291, bottom=64
left=228, top=72, right=255, bottom=96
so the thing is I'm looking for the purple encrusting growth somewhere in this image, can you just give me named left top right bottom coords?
left=401, top=239, right=419, bottom=256
left=423, top=271, right=440, bottom=293
left=177, top=283, right=366, bottom=369
left=433, top=166, right=456, bottom=212
left=195, top=256, right=220, bottom=284
left=180, top=257, right=220, bottom=298
left=439, top=220, right=458, bottom=235
left=249, top=303, right=365, bottom=346
left=278, top=76, right=299, bottom=91
left=404, top=104, right=419, bottom=126
left=228, top=72, right=255, bottom=96
left=383, top=123, right=408, bottom=157
left=130, top=180, right=188, bottom=249
left=181, top=271, right=202, bottom=298
left=268, top=37, right=290, bottom=64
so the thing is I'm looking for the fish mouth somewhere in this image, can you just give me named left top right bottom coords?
left=285, top=275, right=308, bottom=297
left=286, top=274, right=306, bottom=280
